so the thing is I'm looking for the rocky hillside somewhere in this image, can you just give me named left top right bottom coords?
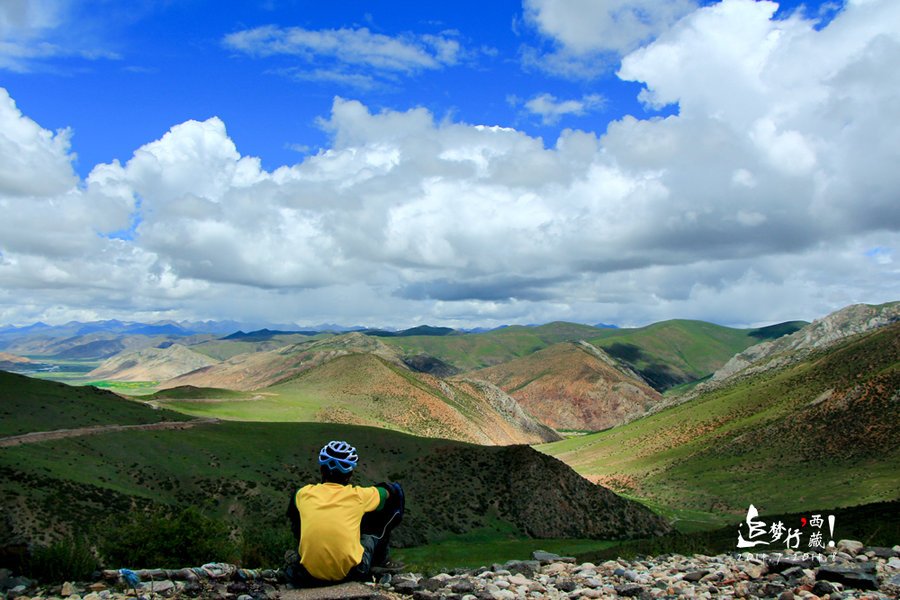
left=87, top=344, right=219, bottom=382
left=161, top=332, right=407, bottom=390
left=693, top=301, right=900, bottom=395
left=0, top=352, right=36, bottom=372
left=468, top=341, right=661, bottom=431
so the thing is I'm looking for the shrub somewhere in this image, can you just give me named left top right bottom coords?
left=238, top=526, right=295, bottom=568
left=100, top=506, right=235, bottom=568
left=23, top=536, right=99, bottom=583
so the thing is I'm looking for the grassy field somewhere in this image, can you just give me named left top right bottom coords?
left=538, top=324, right=900, bottom=526
left=0, top=371, right=182, bottom=437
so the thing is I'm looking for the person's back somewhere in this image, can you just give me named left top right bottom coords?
left=285, top=440, right=404, bottom=586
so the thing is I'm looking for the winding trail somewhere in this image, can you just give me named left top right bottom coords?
left=0, top=417, right=220, bottom=448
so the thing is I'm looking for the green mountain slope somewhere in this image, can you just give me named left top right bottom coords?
left=0, top=375, right=670, bottom=555
left=587, top=319, right=806, bottom=390
left=382, top=320, right=805, bottom=391
left=538, top=322, right=900, bottom=528
left=0, top=371, right=184, bottom=437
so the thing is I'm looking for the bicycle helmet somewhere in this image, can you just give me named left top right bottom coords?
left=319, top=440, right=358, bottom=473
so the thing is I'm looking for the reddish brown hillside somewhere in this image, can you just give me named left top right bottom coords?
left=269, top=353, right=559, bottom=445
left=468, top=341, right=662, bottom=431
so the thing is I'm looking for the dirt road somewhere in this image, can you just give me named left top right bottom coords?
left=0, top=417, right=220, bottom=447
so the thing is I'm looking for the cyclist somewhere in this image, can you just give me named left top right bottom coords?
left=285, top=440, right=404, bottom=586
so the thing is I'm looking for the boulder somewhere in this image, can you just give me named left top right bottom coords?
left=836, top=540, right=864, bottom=556
left=815, top=564, right=878, bottom=590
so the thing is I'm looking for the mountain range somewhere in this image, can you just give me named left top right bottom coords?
left=1, top=301, right=898, bottom=566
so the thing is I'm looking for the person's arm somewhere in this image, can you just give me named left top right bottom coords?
left=286, top=490, right=302, bottom=541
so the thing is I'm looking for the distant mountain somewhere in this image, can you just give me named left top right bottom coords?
left=221, top=328, right=322, bottom=341
left=0, top=331, right=214, bottom=360
left=87, top=344, right=220, bottom=382
left=363, top=325, right=458, bottom=337
left=468, top=341, right=662, bottom=431
left=163, top=332, right=406, bottom=390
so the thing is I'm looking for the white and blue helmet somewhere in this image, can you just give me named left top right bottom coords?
left=319, top=440, right=358, bottom=473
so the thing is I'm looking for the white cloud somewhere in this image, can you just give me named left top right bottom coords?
left=0, top=88, right=77, bottom=196
left=224, top=26, right=463, bottom=87
left=2, top=1, right=900, bottom=328
left=522, top=92, right=605, bottom=125
left=525, top=0, right=698, bottom=54
left=521, top=0, right=697, bottom=77
left=0, top=0, right=118, bottom=71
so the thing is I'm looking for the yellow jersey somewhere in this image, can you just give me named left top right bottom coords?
left=295, top=483, right=384, bottom=581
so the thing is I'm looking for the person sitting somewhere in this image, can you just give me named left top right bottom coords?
left=284, top=440, right=404, bottom=586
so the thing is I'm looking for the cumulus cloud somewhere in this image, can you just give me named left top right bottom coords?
left=521, top=0, right=697, bottom=77
left=2, top=0, right=900, bottom=328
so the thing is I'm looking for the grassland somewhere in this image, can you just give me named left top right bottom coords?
left=0, top=371, right=183, bottom=437
left=382, top=320, right=805, bottom=391
left=538, top=323, right=900, bottom=528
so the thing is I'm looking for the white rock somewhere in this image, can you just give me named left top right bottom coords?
left=491, top=590, right=517, bottom=600
left=508, top=575, right=531, bottom=586
left=61, top=584, right=78, bottom=597
left=837, top=540, right=864, bottom=556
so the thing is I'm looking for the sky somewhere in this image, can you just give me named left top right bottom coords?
left=0, top=0, right=898, bottom=330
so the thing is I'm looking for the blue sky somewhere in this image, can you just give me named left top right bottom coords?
left=0, top=0, right=898, bottom=329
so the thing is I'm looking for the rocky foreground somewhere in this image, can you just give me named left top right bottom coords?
left=2, top=541, right=899, bottom=600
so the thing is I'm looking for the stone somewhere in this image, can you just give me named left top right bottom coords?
left=615, top=584, right=644, bottom=597
left=420, top=578, right=446, bottom=592
left=763, top=582, right=786, bottom=596
left=815, top=565, right=878, bottom=590
left=888, top=557, right=900, bottom=570
left=811, top=581, right=837, bottom=596
left=61, top=584, right=78, bottom=597
left=533, top=552, right=573, bottom=564
left=683, top=571, right=710, bottom=582
left=777, top=591, right=794, bottom=600
left=393, top=580, right=421, bottom=594
left=490, top=590, right=515, bottom=600
left=863, top=547, right=898, bottom=559
left=451, top=581, right=476, bottom=594
left=742, top=563, right=768, bottom=579
left=836, top=540, right=864, bottom=556
left=505, top=561, right=541, bottom=578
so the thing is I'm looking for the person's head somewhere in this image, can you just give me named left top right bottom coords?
left=318, top=440, right=358, bottom=484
